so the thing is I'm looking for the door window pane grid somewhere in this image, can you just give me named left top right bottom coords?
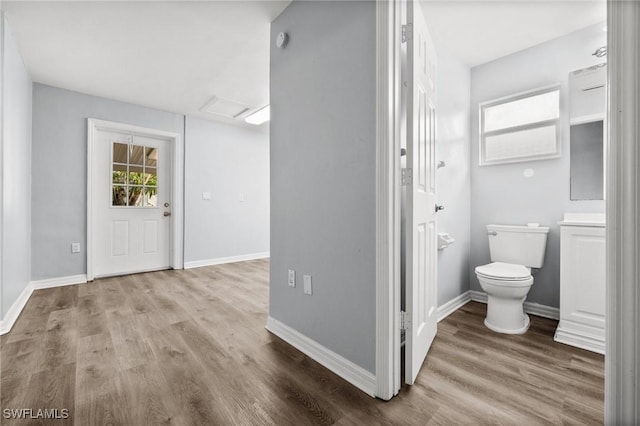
left=112, top=142, right=158, bottom=207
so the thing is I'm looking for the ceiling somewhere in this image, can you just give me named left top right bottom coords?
left=2, top=1, right=290, bottom=129
left=423, top=0, right=606, bottom=67
left=2, top=1, right=605, bottom=129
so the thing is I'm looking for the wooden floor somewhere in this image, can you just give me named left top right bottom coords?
left=0, top=259, right=604, bottom=425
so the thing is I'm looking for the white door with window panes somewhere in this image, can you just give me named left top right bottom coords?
left=91, top=129, right=171, bottom=278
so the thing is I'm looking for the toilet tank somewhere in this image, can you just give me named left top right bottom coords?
left=487, top=224, right=550, bottom=268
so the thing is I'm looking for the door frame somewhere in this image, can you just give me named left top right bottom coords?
left=86, top=118, right=184, bottom=281
left=374, top=0, right=403, bottom=400
left=605, top=0, right=640, bottom=421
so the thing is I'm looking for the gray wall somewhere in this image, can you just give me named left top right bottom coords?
left=1, top=15, right=32, bottom=318
left=270, top=1, right=377, bottom=373
left=184, top=116, right=269, bottom=264
left=469, top=23, right=607, bottom=307
left=31, top=84, right=183, bottom=280
left=435, top=42, right=472, bottom=306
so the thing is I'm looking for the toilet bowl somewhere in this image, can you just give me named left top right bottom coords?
left=475, top=224, right=549, bottom=334
left=475, top=262, right=533, bottom=334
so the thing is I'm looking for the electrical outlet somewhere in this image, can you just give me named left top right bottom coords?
left=288, top=269, right=296, bottom=287
left=303, top=275, right=312, bottom=295
left=71, top=243, right=81, bottom=253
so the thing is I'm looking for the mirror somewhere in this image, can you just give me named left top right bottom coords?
left=570, top=120, right=604, bottom=200
left=569, top=64, right=606, bottom=200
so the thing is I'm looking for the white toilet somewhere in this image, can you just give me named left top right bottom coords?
left=475, top=224, right=549, bottom=334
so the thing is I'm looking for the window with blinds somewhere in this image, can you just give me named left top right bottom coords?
left=479, top=86, right=561, bottom=165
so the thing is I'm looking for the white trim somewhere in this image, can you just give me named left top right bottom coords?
left=184, top=252, right=270, bottom=269
left=31, top=274, right=87, bottom=290
left=522, top=302, right=559, bottom=320
left=171, top=121, right=185, bottom=271
left=606, top=1, right=640, bottom=422
left=554, top=326, right=605, bottom=355
left=469, top=290, right=559, bottom=320
left=478, top=84, right=562, bottom=166
left=0, top=274, right=87, bottom=335
left=469, top=290, right=488, bottom=303
left=0, top=284, right=33, bottom=335
left=86, top=119, right=184, bottom=281
left=266, top=317, right=377, bottom=397
left=375, top=0, right=401, bottom=401
left=0, top=14, right=4, bottom=337
left=437, top=291, right=471, bottom=322
left=87, top=120, right=94, bottom=280
left=570, top=113, right=605, bottom=126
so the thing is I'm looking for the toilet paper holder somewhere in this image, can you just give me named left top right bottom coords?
left=438, top=233, right=455, bottom=250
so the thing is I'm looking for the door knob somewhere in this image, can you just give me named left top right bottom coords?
left=435, top=205, right=445, bottom=212
left=164, top=202, right=170, bottom=208
left=163, top=211, right=171, bottom=217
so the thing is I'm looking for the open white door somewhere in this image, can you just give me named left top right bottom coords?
left=405, top=0, right=438, bottom=385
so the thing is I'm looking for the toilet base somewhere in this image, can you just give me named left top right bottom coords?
left=484, top=291, right=531, bottom=334
left=484, top=314, right=530, bottom=334
left=477, top=274, right=533, bottom=335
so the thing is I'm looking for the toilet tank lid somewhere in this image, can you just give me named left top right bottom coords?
left=487, top=224, right=550, bottom=234
left=475, top=262, right=531, bottom=280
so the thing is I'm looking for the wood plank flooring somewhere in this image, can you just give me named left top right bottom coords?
left=0, top=259, right=604, bottom=425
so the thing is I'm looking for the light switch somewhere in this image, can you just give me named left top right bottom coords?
left=239, top=193, right=245, bottom=202
left=202, top=192, right=211, bottom=200
left=303, top=275, right=312, bottom=295
left=71, top=243, right=81, bottom=253
left=288, top=269, right=296, bottom=287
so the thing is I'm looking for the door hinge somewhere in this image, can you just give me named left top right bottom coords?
left=401, top=311, right=410, bottom=330
left=402, top=23, right=413, bottom=43
left=401, top=168, right=413, bottom=186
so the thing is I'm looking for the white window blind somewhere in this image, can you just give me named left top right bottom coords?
left=480, top=86, right=561, bottom=165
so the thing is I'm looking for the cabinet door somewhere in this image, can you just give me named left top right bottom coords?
left=560, top=226, right=606, bottom=331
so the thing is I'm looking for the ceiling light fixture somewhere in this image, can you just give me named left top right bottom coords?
left=245, top=105, right=270, bottom=125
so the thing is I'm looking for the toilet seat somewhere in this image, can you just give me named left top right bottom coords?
left=475, top=262, right=531, bottom=281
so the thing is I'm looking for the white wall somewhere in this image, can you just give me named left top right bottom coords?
left=184, top=116, right=269, bottom=265
left=469, top=23, right=607, bottom=308
left=434, top=41, right=472, bottom=305
left=269, top=1, right=377, bottom=373
left=1, top=15, right=32, bottom=318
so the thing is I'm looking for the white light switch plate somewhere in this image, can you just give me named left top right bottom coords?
left=71, top=243, right=81, bottom=253
left=288, top=269, right=296, bottom=287
left=202, top=192, right=211, bottom=200
left=239, top=193, right=245, bottom=202
left=303, top=275, right=312, bottom=295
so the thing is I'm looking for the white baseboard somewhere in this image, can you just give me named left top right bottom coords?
left=0, top=283, right=34, bottom=335
left=469, top=290, right=488, bottom=303
left=554, top=326, right=605, bottom=355
left=265, top=316, right=377, bottom=398
left=469, top=290, right=559, bottom=320
left=0, top=274, right=87, bottom=335
left=437, top=291, right=471, bottom=322
left=523, top=302, right=560, bottom=320
left=184, top=252, right=270, bottom=269
left=31, top=274, right=87, bottom=290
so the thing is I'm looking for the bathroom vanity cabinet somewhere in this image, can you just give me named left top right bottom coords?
left=554, top=213, right=606, bottom=354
